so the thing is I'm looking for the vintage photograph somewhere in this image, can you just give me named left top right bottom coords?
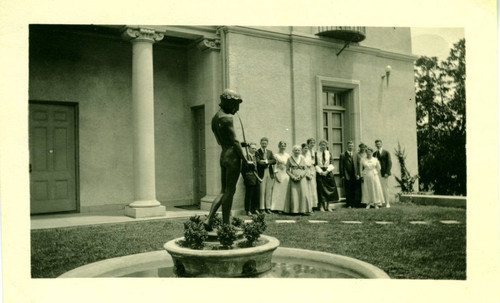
left=2, top=0, right=499, bottom=300
left=28, top=25, right=466, bottom=279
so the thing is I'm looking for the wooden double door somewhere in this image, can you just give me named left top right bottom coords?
left=29, top=102, right=78, bottom=214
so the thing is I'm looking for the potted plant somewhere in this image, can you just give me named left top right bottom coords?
left=394, top=142, right=419, bottom=202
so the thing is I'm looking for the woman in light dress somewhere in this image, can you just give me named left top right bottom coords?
left=355, top=143, right=367, bottom=178
left=271, top=141, right=290, bottom=212
left=304, top=138, right=319, bottom=209
left=283, top=145, right=312, bottom=215
left=360, top=147, right=386, bottom=209
left=301, top=143, right=317, bottom=211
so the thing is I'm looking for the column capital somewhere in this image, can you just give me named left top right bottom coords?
left=196, top=38, right=221, bottom=51
left=121, top=27, right=164, bottom=43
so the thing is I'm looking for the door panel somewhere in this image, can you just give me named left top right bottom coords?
left=29, top=103, right=77, bottom=214
left=192, top=106, right=206, bottom=207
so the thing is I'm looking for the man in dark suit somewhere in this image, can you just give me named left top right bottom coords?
left=374, top=139, right=392, bottom=207
left=241, top=143, right=260, bottom=216
left=256, top=137, right=276, bottom=214
left=339, top=141, right=357, bottom=208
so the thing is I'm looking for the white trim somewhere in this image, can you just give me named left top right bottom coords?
left=292, top=33, right=418, bottom=62
left=222, top=26, right=418, bottom=63
left=223, top=26, right=291, bottom=42
left=154, top=25, right=219, bottom=40
left=219, top=27, right=230, bottom=88
left=316, top=76, right=362, bottom=149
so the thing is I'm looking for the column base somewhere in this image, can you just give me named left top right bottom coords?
left=128, top=199, right=162, bottom=208
left=125, top=205, right=166, bottom=218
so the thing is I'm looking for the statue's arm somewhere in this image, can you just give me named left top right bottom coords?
left=219, top=116, right=246, bottom=160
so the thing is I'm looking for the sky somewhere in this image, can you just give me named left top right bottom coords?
left=410, top=27, right=465, bottom=61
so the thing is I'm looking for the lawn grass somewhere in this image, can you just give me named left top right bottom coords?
left=31, top=203, right=465, bottom=279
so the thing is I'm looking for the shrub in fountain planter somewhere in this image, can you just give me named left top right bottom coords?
left=231, top=216, right=244, bottom=228
left=217, top=224, right=238, bottom=249
left=182, top=215, right=207, bottom=249
left=243, top=213, right=267, bottom=247
left=165, top=214, right=280, bottom=277
left=211, top=213, right=223, bottom=229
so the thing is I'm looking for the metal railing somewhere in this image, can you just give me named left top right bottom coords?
left=316, top=26, right=366, bottom=35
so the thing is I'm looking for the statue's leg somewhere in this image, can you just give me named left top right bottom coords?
left=221, top=159, right=241, bottom=225
left=206, top=194, right=223, bottom=226
left=205, top=163, right=227, bottom=229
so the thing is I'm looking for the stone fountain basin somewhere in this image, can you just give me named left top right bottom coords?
left=164, top=235, right=280, bottom=277
left=59, top=245, right=390, bottom=278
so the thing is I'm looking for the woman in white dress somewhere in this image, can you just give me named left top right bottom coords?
left=361, top=147, right=385, bottom=209
left=304, top=138, right=319, bottom=209
left=271, top=141, right=290, bottom=212
left=301, top=143, right=317, bottom=210
left=283, top=145, right=312, bottom=215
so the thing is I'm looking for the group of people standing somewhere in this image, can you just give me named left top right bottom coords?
left=204, top=88, right=393, bottom=228
left=339, top=140, right=392, bottom=209
left=243, top=137, right=342, bottom=216
left=242, top=137, right=392, bottom=216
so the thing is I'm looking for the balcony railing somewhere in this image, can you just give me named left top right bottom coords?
left=315, top=26, right=366, bottom=43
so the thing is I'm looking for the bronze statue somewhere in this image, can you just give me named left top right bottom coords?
left=205, top=89, right=252, bottom=228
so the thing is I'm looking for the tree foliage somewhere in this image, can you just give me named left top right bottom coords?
left=414, top=39, right=466, bottom=195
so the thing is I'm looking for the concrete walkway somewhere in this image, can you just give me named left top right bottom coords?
left=31, top=202, right=347, bottom=230
left=31, top=206, right=209, bottom=230
left=31, top=202, right=462, bottom=230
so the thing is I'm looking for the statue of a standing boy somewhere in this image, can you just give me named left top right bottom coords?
left=205, top=89, right=252, bottom=228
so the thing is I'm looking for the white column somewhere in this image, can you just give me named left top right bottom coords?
left=122, top=27, right=166, bottom=218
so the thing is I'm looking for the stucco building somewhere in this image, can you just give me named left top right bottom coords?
left=29, top=25, right=418, bottom=217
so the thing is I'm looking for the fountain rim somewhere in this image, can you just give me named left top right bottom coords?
left=58, top=246, right=390, bottom=278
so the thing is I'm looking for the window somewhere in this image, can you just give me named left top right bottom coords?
left=316, top=77, right=361, bottom=199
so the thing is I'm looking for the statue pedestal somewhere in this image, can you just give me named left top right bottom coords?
left=200, top=195, right=218, bottom=211
left=200, top=178, right=246, bottom=216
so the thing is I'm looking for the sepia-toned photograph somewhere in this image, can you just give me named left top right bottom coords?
left=1, top=1, right=498, bottom=302
left=28, top=25, right=465, bottom=279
